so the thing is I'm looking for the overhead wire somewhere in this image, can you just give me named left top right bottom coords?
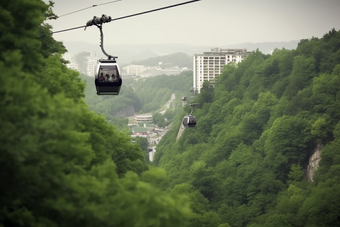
left=50, top=0, right=201, bottom=35
left=109, top=0, right=200, bottom=22
left=57, top=0, right=122, bottom=18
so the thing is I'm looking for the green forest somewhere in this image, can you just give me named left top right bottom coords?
left=82, top=72, right=192, bottom=116
left=1, top=1, right=340, bottom=227
left=0, top=1, right=191, bottom=226
left=80, top=71, right=192, bottom=131
left=153, top=29, right=340, bottom=226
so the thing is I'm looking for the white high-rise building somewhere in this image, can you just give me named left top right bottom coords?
left=86, top=51, right=98, bottom=77
left=63, top=53, right=79, bottom=71
left=123, top=65, right=147, bottom=76
left=193, top=48, right=250, bottom=93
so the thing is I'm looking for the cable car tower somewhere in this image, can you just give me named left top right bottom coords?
left=86, top=15, right=122, bottom=95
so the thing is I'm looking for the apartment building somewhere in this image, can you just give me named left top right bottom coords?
left=86, top=51, right=98, bottom=77
left=63, top=53, right=79, bottom=71
left=123, top=65, right=187, bottom=77
left=134, top=114, right=153, bottom=124
left=193, top=48, right=251, bottom=93
left=123, top=65, right=147, bottom=76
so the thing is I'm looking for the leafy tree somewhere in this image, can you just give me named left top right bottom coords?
left=150, top=29, right=340, bottom=227
left=134, top=136, right=148, bottom=151
left=264, top=113, right=313, bottom=180
left=310, top=117, right=328, bottom=143
left=40, top=1, right=68, bottom=59
left=198, top=81, right=215, bottom=104
left=284, top=56, right=317, bottom=100
left=153, top=112, right=167, bottom=127
left=0, top=1, right=194, bottom=226
left=172, top=183, right=222, bottom=227
left=40, top=54, right=85, bottom=101
left=190, top=161, right=218, bottom=201
left=287, top=164, right=305, bottom=185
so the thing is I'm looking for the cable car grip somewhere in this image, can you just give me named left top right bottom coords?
left=85, top=15, right=117, bottom=60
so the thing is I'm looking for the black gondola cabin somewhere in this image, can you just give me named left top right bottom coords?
left=183, top=115, right=196, bottom=128
left=94, top=59, right=122, bottom=95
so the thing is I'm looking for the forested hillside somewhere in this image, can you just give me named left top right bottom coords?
left=0, top=1, right=192, bottom=226
left=133, top=71, right=193, bottom=113
left=2, top=1, right=340, bottom=227
left=81, top=70, right=192, bottom=130
left=80, top=74, right=141, bottom=132
left=154, top=29, right=340, bottom=227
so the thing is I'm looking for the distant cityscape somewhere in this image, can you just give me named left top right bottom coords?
left=63, top=51, right=190, bottom=79
left=130, top=113, right=169, bottom=162
left=64, top=47, right=252, bottom=94
left=63, top=48, right=253, bottom=162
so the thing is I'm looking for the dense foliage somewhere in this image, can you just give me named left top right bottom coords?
left=153, top=29, right=340, bottom=227
left=81, top=70, right=192, bottom=131
left=80, top=73, right=140, bottom=133
left=2, top=1, right=339, bottom=226
left=0, top=1, right=192, bottom=226
left=133, top=71, right=192, bottom=113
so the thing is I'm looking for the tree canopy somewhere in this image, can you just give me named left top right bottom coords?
left=2, top=1, right=340, bottom=226
left=0, top=1, right=192, bottom=226
left=153, top=29, right=340, bottom=227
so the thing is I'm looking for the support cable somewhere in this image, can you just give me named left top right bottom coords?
left=50, top=0, right=201, bottom=35
left=57, top=0, right=122, bottom=18
left=189, top=103, right=199, bottom=115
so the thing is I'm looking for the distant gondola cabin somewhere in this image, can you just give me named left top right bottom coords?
left=183, top=115, right=196, bottom=128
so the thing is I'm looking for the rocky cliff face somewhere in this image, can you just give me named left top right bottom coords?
left=114, top=105, right=135, bottom=118
left=306, top=143, right=323, bottom=182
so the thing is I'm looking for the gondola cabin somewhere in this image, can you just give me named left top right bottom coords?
left=183, top=115, right=196, bottom=128
left=94, top=59, right=122, bottom=95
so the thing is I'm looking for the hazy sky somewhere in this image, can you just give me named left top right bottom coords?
left=47, top=0, right=340, bottom=46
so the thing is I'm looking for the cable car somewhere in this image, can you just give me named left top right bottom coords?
left=183, top=115, right=196, bottom=128
left=182, top=96, right=186, bottom=101
left=94, top=59, right=122, bottom=95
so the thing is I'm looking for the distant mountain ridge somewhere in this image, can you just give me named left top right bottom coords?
left=63, top=40, right=299, bottom=64
left=131, top=52, right=193, bottom=68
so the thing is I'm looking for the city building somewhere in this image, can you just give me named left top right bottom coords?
left=63, top=53, right=79, bottom=71
left=193, top=48, right=251, bottom=93
left=123, top=64, right=189, bottom=78
left=129, top=116, right=170, bottom=162
left=131, top=127, right=148, bottom=137
left=123, top=65, right=147, bottom=76
left=62, top=51, right=99, bottom=76
left=86, top=51, right=98, bottom=77
left=134, top=114, right=153, bottom=124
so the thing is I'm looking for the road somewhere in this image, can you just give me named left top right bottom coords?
left=160, top=93, right=176, bottom=114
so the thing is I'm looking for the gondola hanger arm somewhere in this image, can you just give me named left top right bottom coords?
left=85, top=15, right=116, bottom=60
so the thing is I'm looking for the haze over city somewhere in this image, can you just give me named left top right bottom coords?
left=48, top=0, right=340, bottom=47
